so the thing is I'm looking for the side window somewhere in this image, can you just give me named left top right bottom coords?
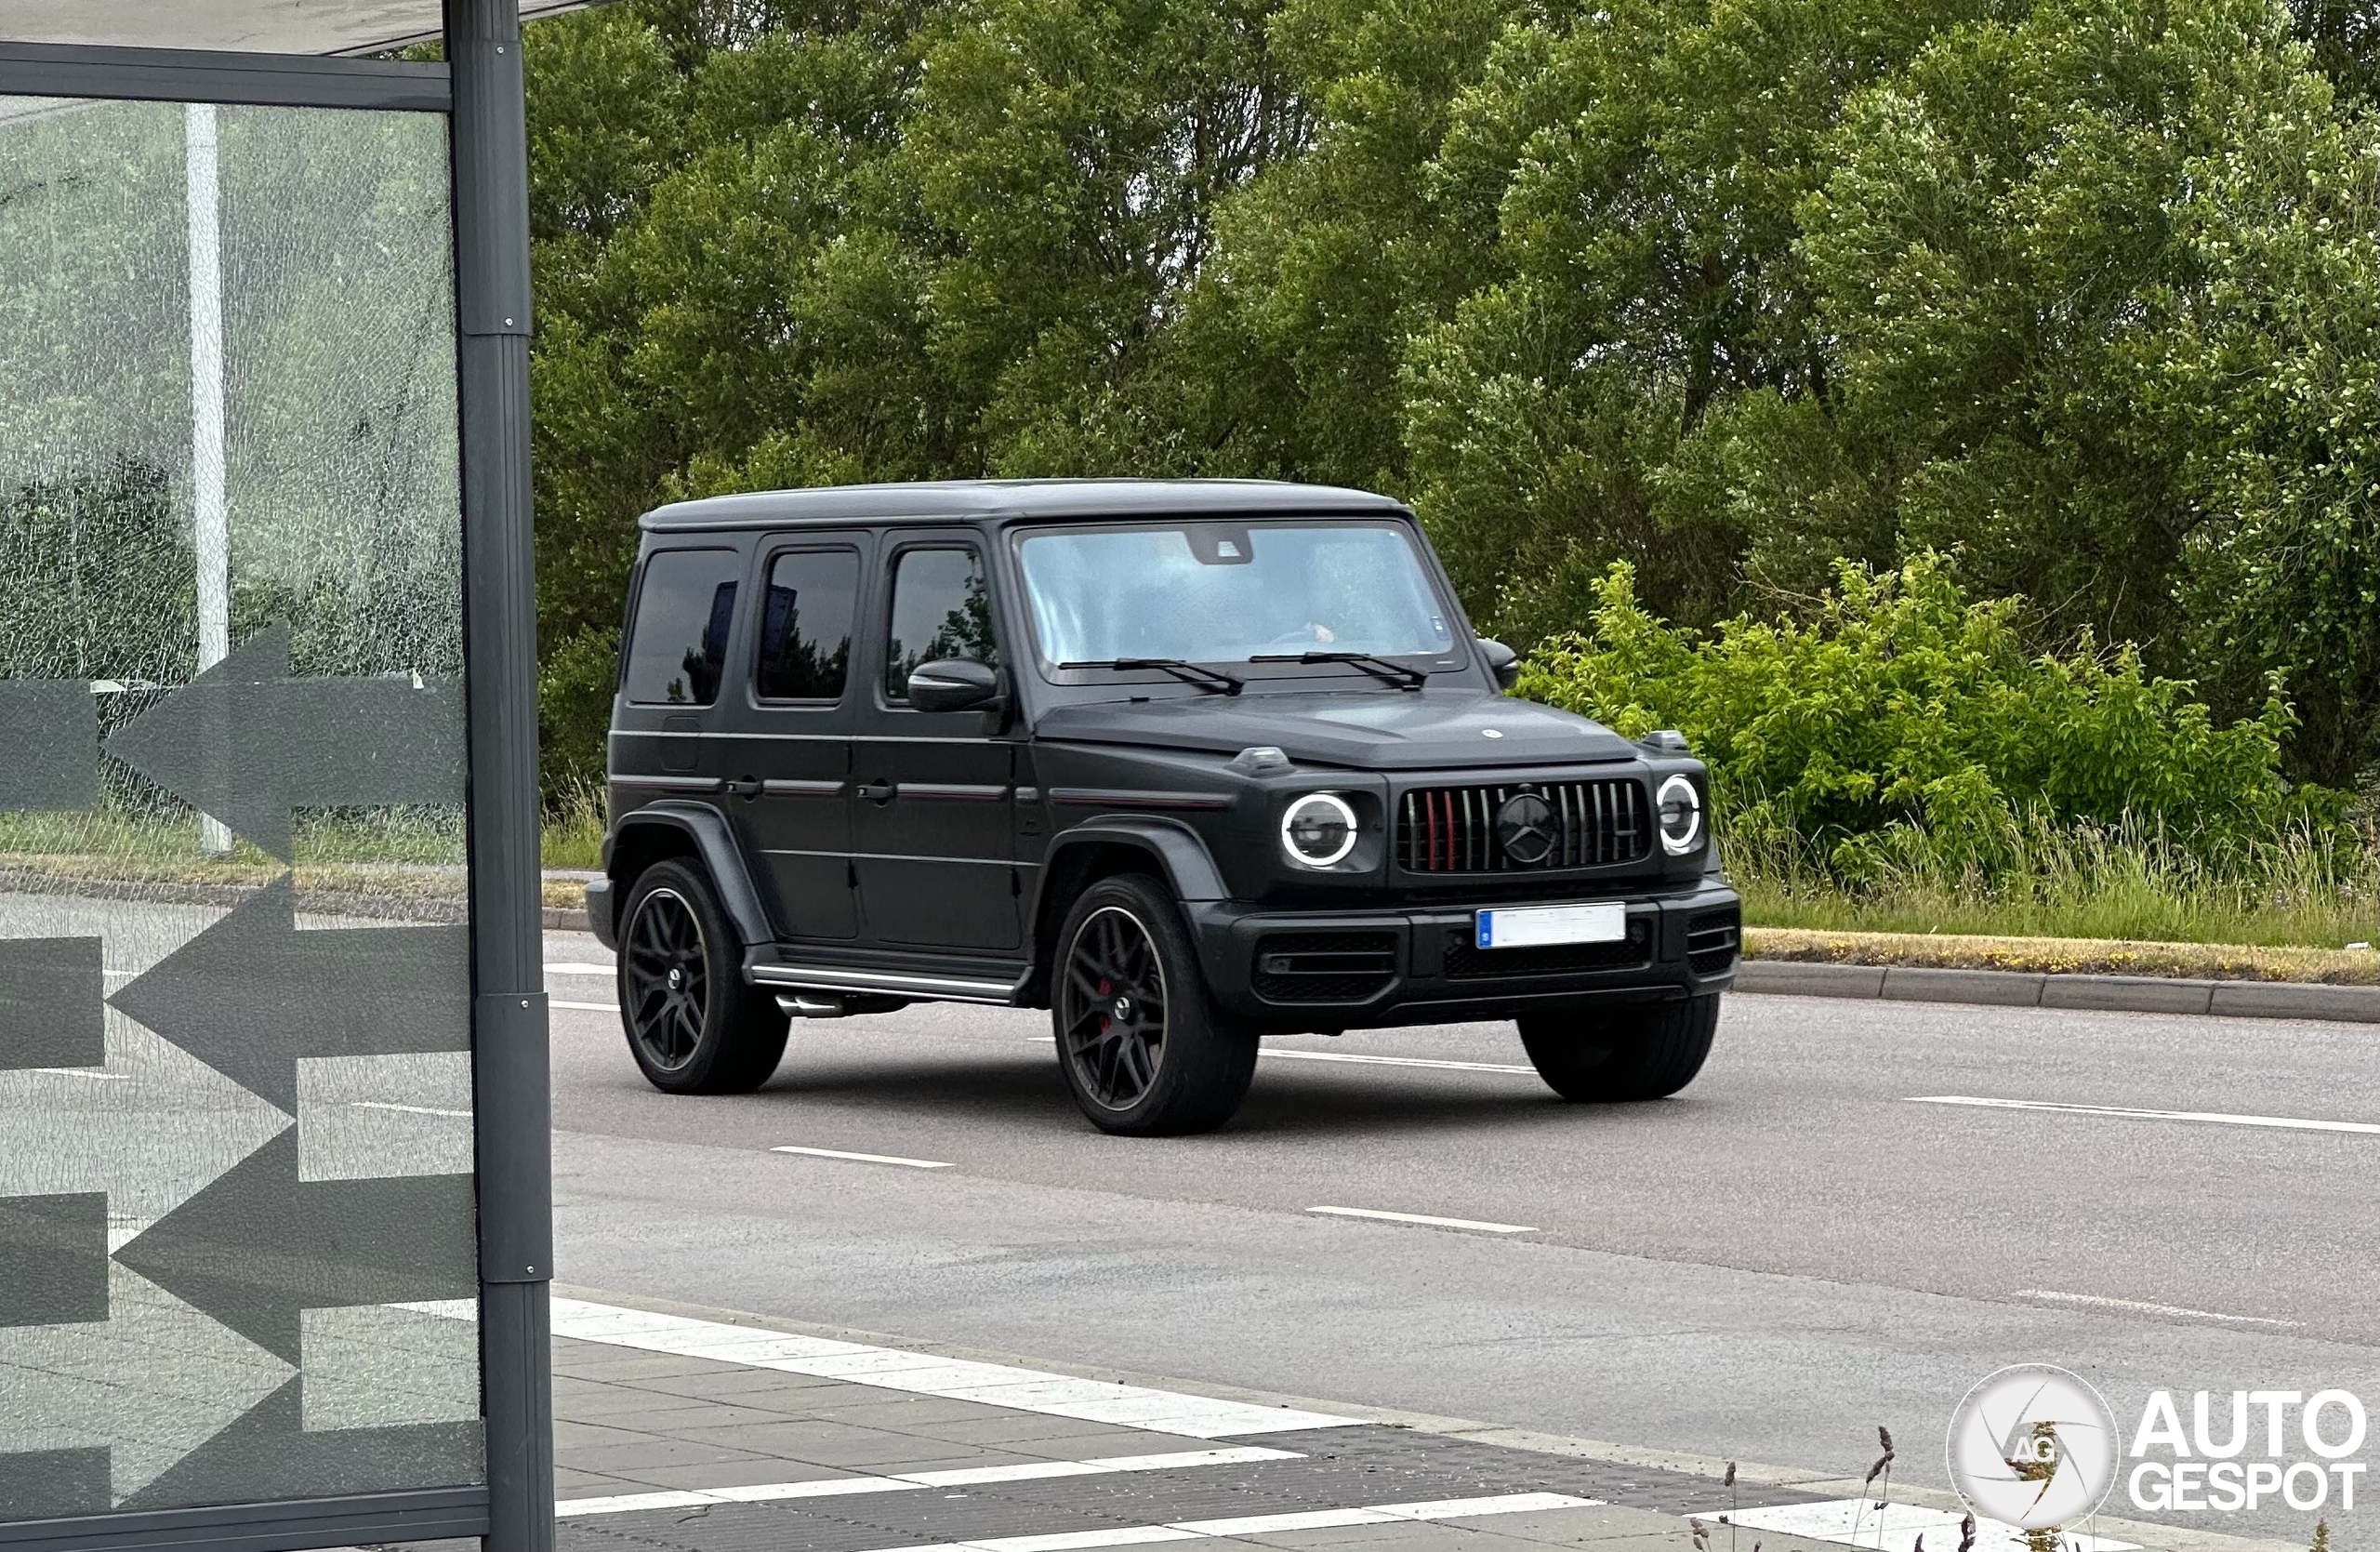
left=622, top=548, right=740, bottom=706
left=883, top=546, right=998, bottom=705
left=756, top=548, right=859, bottom=701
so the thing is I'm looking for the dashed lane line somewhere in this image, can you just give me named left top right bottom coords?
left=1307, top=1205, right=1538, bottom=1234
left=772, top=1144, right=955, bottom=1170
left=2010, top=1288, right=2303, bottom=1327
left=1909, top=1094, right=2380, bottom=1135
left=1263, top=1048, right=1536, bottom=1075
left=558, top=1445, right=1301, bottom=1518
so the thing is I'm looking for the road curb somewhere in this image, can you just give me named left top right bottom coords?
left=545, top=906, right=591, bottom=932
left=1739, top=959, right=2376, bottom=1023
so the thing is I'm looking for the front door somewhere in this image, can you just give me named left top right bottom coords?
left=721, top=536, right=865, bottom=940
left=852, top=537, right=1020, bottom=951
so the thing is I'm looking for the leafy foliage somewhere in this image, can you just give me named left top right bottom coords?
left=524, top=0, right=2380, bottom=796
left=1515, top=557, right=2334, bottom=881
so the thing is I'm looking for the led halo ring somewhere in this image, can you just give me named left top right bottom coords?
left=1656, top=773, right=1702, bottom=855
left=1280, top=791, right=1361, bottom=869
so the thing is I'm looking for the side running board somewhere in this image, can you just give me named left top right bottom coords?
left=747, top=962, right=1025, bottom=1007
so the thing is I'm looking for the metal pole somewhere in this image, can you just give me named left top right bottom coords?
left=184, top=101, right=232, bottom=856
left=446, top=0, right=554, bottom=1546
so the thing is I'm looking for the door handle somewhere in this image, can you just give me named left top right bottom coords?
left=725, top=777, right=763, bottom=799
left=858, top=778, right=895, bottom=804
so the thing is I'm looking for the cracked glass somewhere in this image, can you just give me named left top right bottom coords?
left=0, top=95, right=482, bottom=1515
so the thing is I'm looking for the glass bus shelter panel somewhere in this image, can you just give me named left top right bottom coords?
left=0, top=3, right=449, bottom=54
left=0, top=95, right=483, bottom=1519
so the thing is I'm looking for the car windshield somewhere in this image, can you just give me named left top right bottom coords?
left=1017, top=521, right=1457, bottom=668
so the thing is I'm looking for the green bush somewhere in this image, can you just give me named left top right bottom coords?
left=1514, top=554, right=2341, bottom=883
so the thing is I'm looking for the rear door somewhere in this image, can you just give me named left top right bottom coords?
left=850, top=533, right=1021, bottom=951
left=610, top=545, right=746, bottom=816
left=720, top=535, right=866, bottom=941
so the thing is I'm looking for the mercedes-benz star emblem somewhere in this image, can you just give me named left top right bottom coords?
left=1496, top=791, right=1557, bottom=865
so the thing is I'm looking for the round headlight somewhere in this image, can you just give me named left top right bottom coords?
left=1657, top=774, right=1702, bottom=855
left=1280, top=792, right=1359, bottom=868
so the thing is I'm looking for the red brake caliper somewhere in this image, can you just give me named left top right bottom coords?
left=1097, top=977, right=1112, bottom=1033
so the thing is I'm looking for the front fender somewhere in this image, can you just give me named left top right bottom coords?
left=1042, top=816, right=1229, bottom=904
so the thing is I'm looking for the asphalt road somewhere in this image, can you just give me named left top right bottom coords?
left=543, top=930, right=2378, bottom=1544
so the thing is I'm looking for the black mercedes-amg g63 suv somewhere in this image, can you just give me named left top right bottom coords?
left=588, top=480, right=1739, bottom=1134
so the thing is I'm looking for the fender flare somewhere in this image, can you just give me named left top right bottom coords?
left=609, top=801, right=775, bottom=948
left=1035, top=816, right=1230, bottom=913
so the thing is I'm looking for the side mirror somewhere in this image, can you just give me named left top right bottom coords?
left=1475, top=637, right=1521, bottom=693
left=908, top=657, right=1000, bottom=713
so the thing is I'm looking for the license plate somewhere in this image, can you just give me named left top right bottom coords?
left=1475, top=902, right=1627, bottom=949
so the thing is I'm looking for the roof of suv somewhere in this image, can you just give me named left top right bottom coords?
left=641, top=478, right=1412, bottom=531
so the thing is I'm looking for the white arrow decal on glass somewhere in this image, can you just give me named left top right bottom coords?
left=0, top=1261, right=293, bottom=1503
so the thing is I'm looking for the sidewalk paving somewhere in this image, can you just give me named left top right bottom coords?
left=362, top=1289, right=2289, bottom=1552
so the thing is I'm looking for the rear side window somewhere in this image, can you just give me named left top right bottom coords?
left=623, top=549, right=739, bottom=706
left=756, top=548, right=859, bottom=701
left=883, top=545, right=998, bottom=704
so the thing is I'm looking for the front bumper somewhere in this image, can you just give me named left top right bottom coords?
left=1184, top=877, right=1740, bottom=1028
left=585, top=877, right=617, bottom=949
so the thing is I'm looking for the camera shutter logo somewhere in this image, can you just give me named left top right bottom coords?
left=1948, top=1365, right=2123, bottom=1530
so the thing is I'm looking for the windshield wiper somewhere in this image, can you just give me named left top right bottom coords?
left=1247, top=650, right=1429, bottom=690
left=1059, top=657, right=1244, bottom=696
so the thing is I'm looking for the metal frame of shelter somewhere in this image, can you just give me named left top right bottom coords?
left=0, top=3, right=554, bottom=1549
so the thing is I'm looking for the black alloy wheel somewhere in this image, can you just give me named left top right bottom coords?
left=1515, top=993, right=1719, bottom=1102
left=615, top=858, right=789, bottom=1094
left=624, top=884, right=708, bottom=1072
left=1061, top=905, right=1170, bottom=1110
left=1050, top=874, right=1258, bottom=1135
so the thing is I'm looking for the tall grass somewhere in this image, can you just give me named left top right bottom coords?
left=540, top=775, right=607, bottom=870
left=1731, top=808, right=2379, bottom=948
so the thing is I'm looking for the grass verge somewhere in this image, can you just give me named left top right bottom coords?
left=1745, top=927, right=2376, bottom=985
left=1730, top=811, right=2376, bottom=949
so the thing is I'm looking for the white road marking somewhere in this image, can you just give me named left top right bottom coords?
left=860, top=1493, right=1600, bottom=1552
left=773, top=1144, right=955, bottom=1170
left=557, top=1445, right=1301, bottom=1518
left=551, top=1000, right=619, bottom=1013
left=500, top=1298, right=1362, bottom=1438
left=1909, top=1094, right=2380, bottom=1134
left=29, top=1068, right=124, bottom=1081
left=1263, top=1048, right=1537, bottom=1075
left=348, top=1101, right=471, bottom=1119
left=544, top=962, right=615, bottom=975
left=1307, top=1205, right=1538, bottom=1234
left=2011, top=1288, right=2303, bottom=1327
left=1030, top=1034, right=1536, bottom=1075
left=1716, top=1499, right=2135, bottom=1552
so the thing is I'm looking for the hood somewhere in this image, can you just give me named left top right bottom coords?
left=1030, top=688, right=1638, bottom=770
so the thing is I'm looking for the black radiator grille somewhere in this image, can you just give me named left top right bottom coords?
left=1397, top=779, right=1649, bottom=873
left=1252, top=932, right=1397, bottom=1003
left=1686, top=907, right=1741, bottom=975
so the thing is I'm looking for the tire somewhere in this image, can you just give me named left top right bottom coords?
left=616, top=858, right=789, bottom=1094
left=1051, top=874, right=1258, bottom=1135
left=1516, top=994, right=1719, bottom=1102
